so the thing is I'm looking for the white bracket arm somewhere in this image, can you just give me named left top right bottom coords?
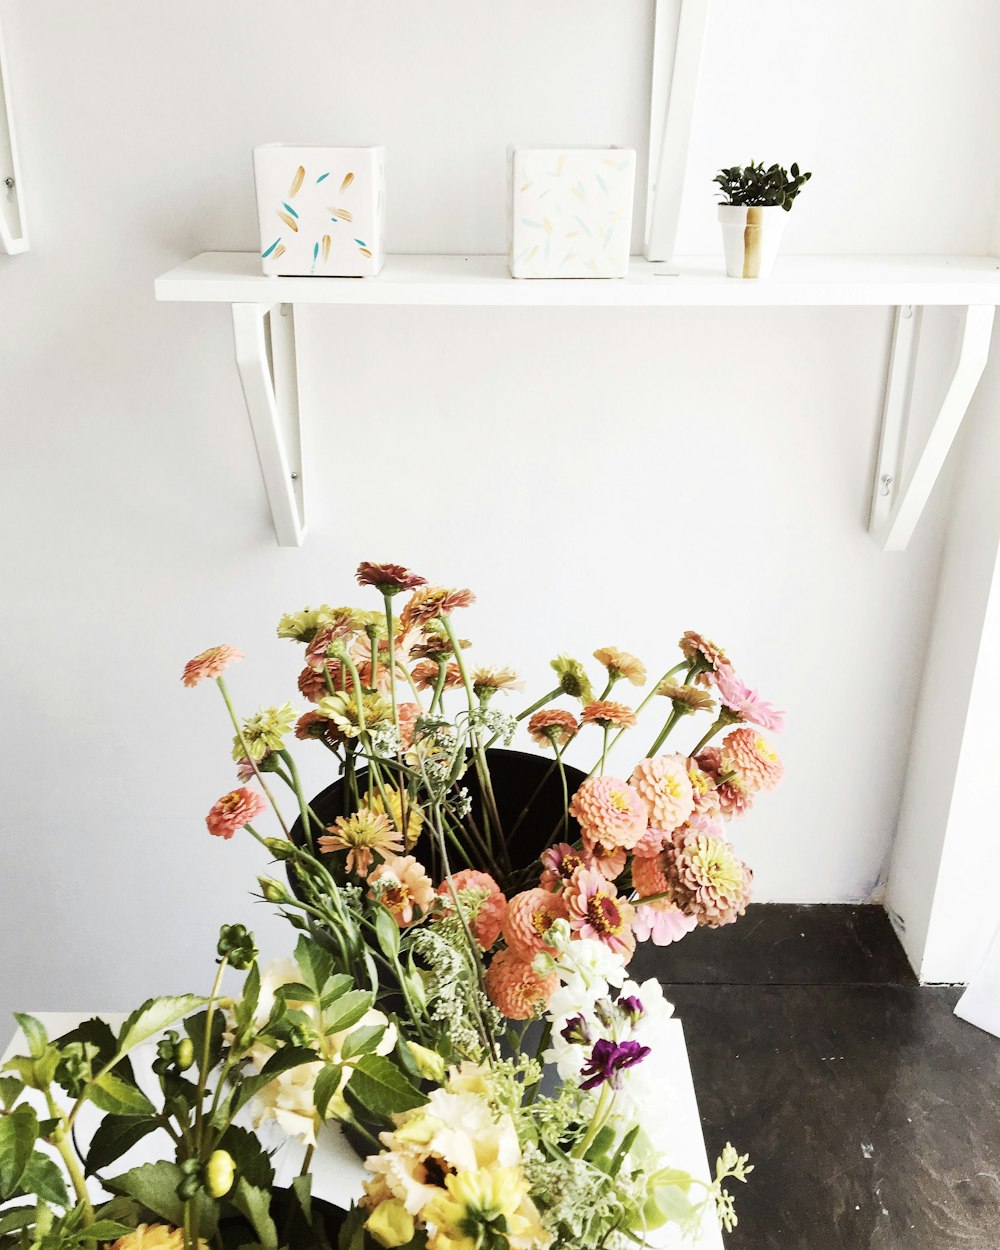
left=870, top=304, right=995, bottom=551
left=231, top=302, right=306, bottom=547
left=644, top=0, right=711, bottom=262
left=0, top=4, right=28, bottom=254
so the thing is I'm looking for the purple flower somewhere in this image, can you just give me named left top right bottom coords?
left=561, top=1014, right=592, bottom=1046
left=619, top=995, right=644, bottom=1024
left=579, top=1038, right=652, bottom=1091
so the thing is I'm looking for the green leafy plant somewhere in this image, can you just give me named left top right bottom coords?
left=713, top=161, right=811, bottom=210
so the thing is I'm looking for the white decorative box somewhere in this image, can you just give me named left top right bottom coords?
left=253, top=144, right=385, bottom=277
left=507, top=146, right=636, bottom=279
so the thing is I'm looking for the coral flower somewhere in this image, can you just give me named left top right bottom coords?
left=400, top=586, right=476, bottom=633
left=713, top=666, right=785, bottom=733
left=438, top=869, right=507, bottom=949
left=484, top=947, right=557, bottom=1020
left=356, top=562, right=427, bottom=593
left=368, top=855, right=435, bottom=926
left=721, top=727, right=784, bottom=792
left=527, top=709, right=580, bottom=749
left=569, top=777, right=648, bottom=850
left=678, top=631, right=730, bottom=681
left=631, top=852, right=671, bottom=900
left=539, top=842, right=591, bottom=891
left=580, top=832, right=627, bottom=881
left=294, top=711, right=329, bottom=740
left=581, top=700, right=637, bottom=730
left=629, top=755, right=695, bottom=830
left=563, top=867, right=636, bottom=958
left=182, top=645, right=244, bottom=688
left=697, top=748, right=755, bottom=819
left=593, top=647, right=647, bottom=687
left=397, top=702, right=420, bottom=751
left=297, top=665, right=330, bottom=703
left=632, top=900, right=698, bottom=946
left=206, top=787, right=267, bottom=840
left=503, top=888, right=569, bottom=959
left=318, top=809, right=403, bottom=876
left=411, top=659, right=463, bottom=690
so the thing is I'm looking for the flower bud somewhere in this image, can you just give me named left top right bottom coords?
left=264, top=838, right=296, bottom=861
left=258, top=876, right=289, bottom=904
left=365, top=1199, right=415, bottom=1249
left=206, top=1150, right=235, bottom=1198
left=175, top=1038, right=195, bottom=1072
left=217, top=923, right=258, bottom=970
left=405, top=1041, right=446, bottom=1083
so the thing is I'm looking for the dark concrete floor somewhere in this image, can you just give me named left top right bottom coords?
left=630, top=905, right=1000, bottom=1250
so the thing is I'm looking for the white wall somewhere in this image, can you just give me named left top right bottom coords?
left=2, top=0, right=999, bottom=1023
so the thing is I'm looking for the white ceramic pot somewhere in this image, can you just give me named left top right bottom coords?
left=507, top=145, right=636, bottom=278
left=253, top=144, right=385, bottom=277
left=718, top=204, right=787, bottom=279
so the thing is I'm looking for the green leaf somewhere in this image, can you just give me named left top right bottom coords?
left=87, top=1072, right=156, bottom=1118
left=105, top=1161, right=218, bottom=1237
left=214, top=1125, right=274, bottom=1191
left=345, top=1055, right=426, bottom=1119
left=341, top=1025, right=386, bottom=1061
left=374, top=908, right=400, bottom=960
left=337, top=1204, right=367, bottom=1250
left=74, top=1221, right=134, bottom=1241
left=116, top=996, right=208, bottom=1060
left=0, top=1205, right=36, bottom=1237
left=0, top=1103, right=38, bottom=1198
left=233, top=1046, right=319, bottom=1115
left=4, top=1046, right=60, bottom=1091
left=18, top=1151, right=70, bottom=1207
left=313, top=1065, right=343, bottom=1121
left=13, top=1014, right=48, bottom=1060
left=229, top=1178, right=277, bottom=1250
left=0, top=1075, right=24, bottom=1109
left=183, top=1010, right=225, bottom=1079
left=85, top=1115, right=161, bottom=1176
left=294, top=937, right=333, bottom=997
left=235, top=961, right=261, bottom=1036
left=318, top=975, right=354, bottom=1009
left=324, top=992, right=372, bottom=1036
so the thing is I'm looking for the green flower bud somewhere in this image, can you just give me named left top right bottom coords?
left=175, top=1038, right=195, bottom=1072
left=176, top=1157, right=204, bottom=1201
left=206, top=1149, right=236, bottom=1198
left=264, top=838, right=296, bottom=861
left=405, top=1041, right=446, bottom=1083
left=217, top=923, right=258, bottom=970
left=258, top=876, right=290, bottom=904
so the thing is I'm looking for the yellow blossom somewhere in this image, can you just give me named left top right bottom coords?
left=365, top=1200, right=416, bottom=1248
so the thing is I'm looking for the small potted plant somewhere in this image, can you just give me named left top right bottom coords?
left=714, top=161, right=811, bottom=279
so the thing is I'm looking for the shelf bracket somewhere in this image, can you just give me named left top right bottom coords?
left=231, top=302, right=306, bottom=547
left=644, top=0, right=710, bottom=262
left=870, top=304, right=995, bottom=551
left=0, top=4, right=28, bottom=254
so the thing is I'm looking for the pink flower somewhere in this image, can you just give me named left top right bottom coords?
left=713, top=666, right=785, bottom=733
left=437, top=869, right=507, bottom=950
left=503, top=888, right=568, bottom=959
left=631, top=825, right=669, bottom=858
left=569, top=777, right=648, bottom=850
left=485, top=947, right=557, bottom=1021
left=356, top=562, right=427, bottom=593
left=633, top=900, right=698, bottom=946
left=182, top=645, right=244, bottom=688
left=697, top=748, right=755, bottom=819
left=629, top=755, right=695, bottom=830
left=563, top=867, right=636, bottom=958
left=580, top=831, right=627, bottom=881
left=206, top=786, right=267, bottom=839
left=686, top=758, right=722, bottom=819
left=539, top=843, right=591, bottom=892
left=368, top=855, right=435, bottom=926
left=721, top=728, right=784, bottom=792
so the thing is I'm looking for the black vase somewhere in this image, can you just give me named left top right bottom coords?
left=289, top=747, right=587, bottom=892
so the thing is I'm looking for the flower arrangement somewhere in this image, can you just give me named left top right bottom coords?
left=2, top=561, right=784, bottom=1250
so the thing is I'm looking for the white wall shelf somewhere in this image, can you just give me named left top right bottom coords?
left=154, top=251, right=1000, bottom=549
left=0, top=3, right=28, bottom=254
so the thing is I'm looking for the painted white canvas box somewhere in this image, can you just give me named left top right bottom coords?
left=507, top=146, right=636, bottom=279
left=253, top=144, right=385, bottom=277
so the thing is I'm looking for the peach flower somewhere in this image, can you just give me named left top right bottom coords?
left=368, top=855, right=435, bottom=926
left=411, top=659, right=463, bottom=690
left=721, top=728, right=784, bottom=792
left=569, top=777, right=648, bottom=850
left=206, top=787, right=267, bottom=840
left=400, top=586, right=476, bottom=634
left=397, top=702, right=421, bottom=751
left=580, top=700, right=637, bottom=730
left=630, top=755, right=695, bottom=830
left=318, top=809, right=403, bottom=876
left=631, top=825, right=669, bottom=859
left=297, top=665, right=331, bottom=703
left=563, top=867, right=636, bottom=959
left=182, top=645, right=244, bottom=688
left=437, top=869, right=507, bottom=950
left=527, top=709, right=580, bottom=749
left=697, top=748, right=755, bottom=819
left=484, top=947, right=556, bottom=1021
left=631, top=852, right=671, bottom=900
left=593, top=647, right=647, bottom=687
left=503, top=888, right=568, bottom=960
left=580, top=831, right=627, bottom=882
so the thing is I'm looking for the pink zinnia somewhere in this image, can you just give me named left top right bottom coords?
left=356, top=562, right=427, bottom=593
left=697, top=748, right=755, bottom=819
left=206, top=786, right=267, bottom=840
left=633, top=900, right=698, bottom=946
left=485, top=947, right=557, bottom=1021
left=580, top=831, right=627, bottom=882
left=438, top=869, right=508, bottom=950
left=721, top=728, right=784, bottom=792
left=631, top=825, right=669, bottom=858
left=563, top=867, right=636, bottom=958
left=569, top=777, right=648, bottom=850
left=713, top=666, right=785, bottom=733
left=182, top=645, right=244, bottom=688
left=539, top=842, right=591, bottom=892
left=630, top=755, right=695, bottom=831
left=503, top=888, right=569, bottom=959
left=368, top=855, right=435, bottom=926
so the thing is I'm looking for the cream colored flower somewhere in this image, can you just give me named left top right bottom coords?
left=593, top=646, right=647, bottom=687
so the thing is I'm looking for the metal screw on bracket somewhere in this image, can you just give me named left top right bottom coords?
left=880, top=475, right=894, bottom=496
left=290, top=472, right=299, bottom=481
left=3, top=177, right=13, bottom=190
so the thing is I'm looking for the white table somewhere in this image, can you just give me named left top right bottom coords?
left=3, top=1013, right=724, bottom=1249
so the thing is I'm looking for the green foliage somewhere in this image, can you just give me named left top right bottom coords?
left=713, top=161, right=812, bottom=210
left=104, top=1160, right=219, bottom=1238
left=116, top=997, right=208, bottom=1061
left=84, top=1115, right=160, bottom=1177
left=344, top=1055, right=426, bottom=1120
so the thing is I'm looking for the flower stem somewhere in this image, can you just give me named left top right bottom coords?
left=216, top=677, right=291, bottom=838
